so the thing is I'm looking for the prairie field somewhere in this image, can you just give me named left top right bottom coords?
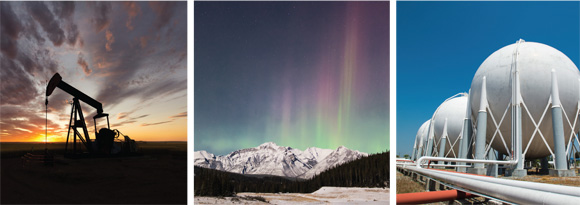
left=0, top=141, right=187, bottom=204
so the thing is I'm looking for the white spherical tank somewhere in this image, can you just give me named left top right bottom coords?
left=433, top=95, right=468, bottom=157
left=470, top=41, right=580, bottom=159
left=416, top=120, right=431, bottom=152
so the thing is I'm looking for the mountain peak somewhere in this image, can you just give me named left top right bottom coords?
left=259, top=142, right=279, bottom=148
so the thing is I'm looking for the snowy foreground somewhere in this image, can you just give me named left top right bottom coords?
left=195, top=187, right=389, bottom=204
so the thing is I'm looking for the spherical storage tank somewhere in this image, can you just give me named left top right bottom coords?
left=470, top=41, right=580, bottom=159
left=432, top=95, right=468, bottom=158
left=415, top=120, right=431, bottom=155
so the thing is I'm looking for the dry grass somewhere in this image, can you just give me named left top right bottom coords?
left=509, top=171, right=580, bottom=187
left=396, top=171, right=425, bottom=194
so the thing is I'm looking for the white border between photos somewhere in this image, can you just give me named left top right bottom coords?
left=188, top=0, right=194, bottom=204
left=389, top=0, right=397, bottom=204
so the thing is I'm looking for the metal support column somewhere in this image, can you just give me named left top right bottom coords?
left=458, top=90, right=472, bottom=172
left=549, top=69, right=575, bottom=177
left=438, top=119, right=448, bottom=164
left=416, top=146, right=423, bottom=161
left=487, top=148, right=498, bottom=177
left=469, top=77, right=488, bottom=175
left=412, top=137, right=418, bottom=161
left=425, top=122, right=435, bottom=157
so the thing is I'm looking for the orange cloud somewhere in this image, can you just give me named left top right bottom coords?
left=169, top=112, right=187, bottom=119
left=123, top=2, right=141, bottom=31
left=105, top=29, right=114, bottom=51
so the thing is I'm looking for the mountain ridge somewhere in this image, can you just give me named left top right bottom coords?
left=194, top=142, right=367, bottom=179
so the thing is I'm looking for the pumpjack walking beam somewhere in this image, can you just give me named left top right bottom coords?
left=46, top=73, right=110, bottom=154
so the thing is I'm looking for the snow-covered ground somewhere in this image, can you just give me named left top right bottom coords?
left=195, top=187, right=389, bottom=204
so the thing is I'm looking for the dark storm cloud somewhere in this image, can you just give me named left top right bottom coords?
left=0, top=56, right=38, bottom=105
left=51, top=1, right=75, bottom=19
left=0, top=2, right=22, bottom=59
left=65, top=21, right=80, bottom=46
left=88, top=1, right=112, bottom=32
left=17, top=52, right=40, bottom=74
left=149, top=1, right=177, bottom=29
left=0, top=2, right=22, bottom=39
left=15, top=47, right=60, bottom=77
left=86, top=1, right=187, bottom=109
left=21, top=16, right=46, bottom=45
left=1, top=35, right=19, bottom=59
left=77, top=53, right=91, bottom=75
left=26, top=2, right=66, bottom=46
left=49, top=2, right=81, bottom=47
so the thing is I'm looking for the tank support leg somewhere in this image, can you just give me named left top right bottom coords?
left=412, top=139, right=417, bottom=161
left=458, top=90, right=473, bottom=173
left=469, top=77, right=488, bottom=175
left=426, top=137, right=434, bottom=157
left=549, top=70, right=575, bottom=177
left=438, top=119, right=449, bottom=164
left=487, top=148, right=498, bottom=177
left=509, top=104, right=527, bottom=177
left=416, top=147, right=423, bottom=161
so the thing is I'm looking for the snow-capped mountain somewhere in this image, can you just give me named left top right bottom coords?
left=300, top=145, right=368, bottom=179
left=194, top=142, right=367, bottom=179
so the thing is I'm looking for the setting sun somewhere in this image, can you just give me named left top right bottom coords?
left=33, top=135, right=62, bottom=143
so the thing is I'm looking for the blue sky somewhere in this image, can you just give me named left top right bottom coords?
left=397, top=1, right=580, bottom=156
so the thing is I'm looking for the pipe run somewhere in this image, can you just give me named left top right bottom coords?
left=416, top=156, right=518, bottom=169
left=397, top=190, right=475, bottom=204
left=404, top=166, right=580, bottom=204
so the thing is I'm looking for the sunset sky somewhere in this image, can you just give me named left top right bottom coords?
left=195, top=2, right=390, bottom=155
left=1, top=2, right=187, bottom=142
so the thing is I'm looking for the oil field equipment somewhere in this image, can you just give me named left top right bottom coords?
left=46, top=73, right=138, bottom=157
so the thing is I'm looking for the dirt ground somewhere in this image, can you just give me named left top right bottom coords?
left=507, top=172, right=580, bottom=187
left=396, top=171, right=424, bottom=194
left=1, top=142, right=187, bottom=204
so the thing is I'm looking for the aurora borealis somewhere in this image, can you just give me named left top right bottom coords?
left=195, top=2, right=390, bottom=155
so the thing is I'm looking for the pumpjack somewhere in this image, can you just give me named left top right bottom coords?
left=46, top=73, right=138, bottom=157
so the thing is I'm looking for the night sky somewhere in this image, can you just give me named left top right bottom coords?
left=397, top=1, right=580, bottom=156
left=195, top=2, right=390, bottom=155
left=1, top=2, right=187, bottom=142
